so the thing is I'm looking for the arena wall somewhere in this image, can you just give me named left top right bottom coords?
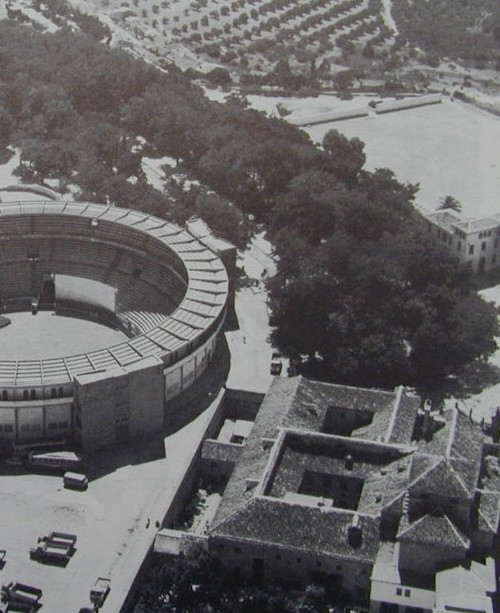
left=0, top=201, right=232, bottom=452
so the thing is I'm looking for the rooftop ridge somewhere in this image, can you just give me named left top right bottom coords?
left=384, top=385, right=404, bottom=443
left=446, top=408, right=459, bottom=460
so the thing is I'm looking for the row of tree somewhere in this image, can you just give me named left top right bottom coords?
left=392, top=0, right=500, bottom=68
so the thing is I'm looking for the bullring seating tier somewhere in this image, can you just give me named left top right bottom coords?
left=0, top=201, right=229, bottom=387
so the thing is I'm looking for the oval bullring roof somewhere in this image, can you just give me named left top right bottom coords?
left=0, top=200, right=229, bottom=387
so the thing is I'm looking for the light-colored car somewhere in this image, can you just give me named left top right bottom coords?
left=270, top=352, right=283, bottom=375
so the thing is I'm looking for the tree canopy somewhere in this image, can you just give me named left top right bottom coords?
left=134, top=542, right=334, bottom=612
left=267, top=132, right=498, bottom=388
left=0, top=20, right=497, bottom=389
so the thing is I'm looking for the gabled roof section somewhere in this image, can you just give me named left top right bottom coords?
left=409, top=455, right=473, bottom=499
left=211, top=497, right=380, bottom=563
left=447, top=410, right=483, bottom=463
left=397, top=513, right=470, bottom=550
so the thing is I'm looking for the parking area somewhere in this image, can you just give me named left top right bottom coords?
left=0, top=395, right=222, bottom=612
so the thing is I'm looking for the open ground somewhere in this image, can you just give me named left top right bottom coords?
left=304, top=98, right=500, bottom=217
left=204, top=88, right=500, bottom=218
left=0, top=313, right=127, bottom=360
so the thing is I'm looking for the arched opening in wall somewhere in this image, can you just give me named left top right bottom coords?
left=39, top=274, right=55, bottom=307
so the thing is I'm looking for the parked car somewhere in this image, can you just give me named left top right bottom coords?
left=90, top=577, right=110, bottom=607
left=270, top=352, right=283, bottom=375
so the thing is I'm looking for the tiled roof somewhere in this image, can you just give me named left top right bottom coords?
left=447, top=411, right=483, bottom=464
left=475, top=490, right=500, bottom=534
left=211, top=377, right=414, bottom=527
left=408, top=455, right=473, bottom=499
left=212, top=497, right=380, bottom=563
left=282, top=378, right=418, bottom=445
left=383, top=389, right=419, bottom=445
left=210, top=377, right=301, bottom=527
left=265, top=433, right=410, bottom=500
left=397, top=513, right=470, bottom=550
left=201, top=440, right=243, bottom=464
left=358, top=457, right=411, bottom=515
left=479, top=455, right=500, bottom=491
left=281, top=377, right=398, bottom=434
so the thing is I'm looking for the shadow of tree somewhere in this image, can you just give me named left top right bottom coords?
left=417, top=360, right=500, bottom=406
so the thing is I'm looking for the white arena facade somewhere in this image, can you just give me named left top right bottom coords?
left=0, top=200, right=231, bottom=451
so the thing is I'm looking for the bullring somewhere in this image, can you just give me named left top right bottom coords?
left=0, top=200, right=230, bottom=451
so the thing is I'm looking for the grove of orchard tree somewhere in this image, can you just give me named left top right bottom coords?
left=0, top=19, right=497, bottom=390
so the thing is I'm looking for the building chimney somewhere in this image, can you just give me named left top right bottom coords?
left=492, top=407, right=500, bottom=444
left=348, top=514, right=362, bottom=547
left=422, top=399, right=433, bottom=440
left=345, top=454, right=354, bottom=471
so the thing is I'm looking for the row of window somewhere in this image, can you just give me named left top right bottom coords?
left=1, top=387, right=66, bottom=401
left=396, top=587, right=412, bottom=597
left=47, top=421, right=69, bottom=430
left=20, top=423, right=41, bottom=432
left=230, top=546, right=369, bottom=575
left=0, top=421, right=68, bottom=433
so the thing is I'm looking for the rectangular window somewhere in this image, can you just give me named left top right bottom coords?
left=493, top=255, right=497, bottom=264
left=482, top=241, right=487, bottom=251
left=457, top=241, right=461, bottom=251
left=396, top=588, right=402, bottom=596
left=494, top=238, right=498, bottom=248
left=2, top=390, right=7, bottom=400
left=404, top=589, right=411, bottom=597
left=469, top=244, right=474, bottom=255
